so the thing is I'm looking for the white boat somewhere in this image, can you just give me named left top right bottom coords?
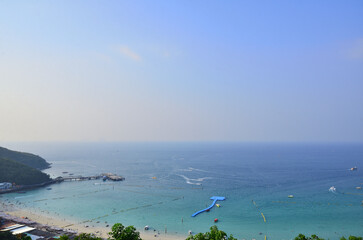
left=144, top=225, right=149, bottom=230
left=350, top=167, right=357, bottom=171
left=329, top=186, right=336, bottom=192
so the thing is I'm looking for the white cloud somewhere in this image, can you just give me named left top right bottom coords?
left=118, top=46, right=141, bottom=61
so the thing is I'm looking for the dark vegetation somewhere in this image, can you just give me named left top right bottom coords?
left=295, top=234, right=325, bottom=240
left=60, top=233, right=102, bottom=240
left=340, top=237, right=363, bottom=240
left=60, top=223, right=141, bottom=240
left=0, top=146, right=50, bottom=170
left=57, top=224, right=363, bottom=240
left=108, top=223, right=142, bottom=240
left=0, top=231, right=31, bottom=240
left=294, top=234, right=362, bottom=240
left=186, top=226, right=237, bottom=240
left=0, top=158, right=51, bottom=185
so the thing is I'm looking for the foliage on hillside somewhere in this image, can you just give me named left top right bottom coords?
left=0, top=158, right=51, bottom=185
left=59, top=233, right=102, bottom=240
left=340, top=237, right=362, bottom=240
left=108, top=223, right=142, bottom=240
left=295, top=234, right=324, bottom=240
left=0, top=231, right=31, bottom=240
left=295, top=234, right=362, bottom=240
left=58, top=227, right=363, bottom=240
left=186, top=226, right=237, bottom=240
left=0, top=146, right=50, bottom=170
left=60, top=223, right=141, bottom=240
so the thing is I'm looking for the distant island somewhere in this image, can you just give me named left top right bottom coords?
left=0, top=146, right=52, bottom=190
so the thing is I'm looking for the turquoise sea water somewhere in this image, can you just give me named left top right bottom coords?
left=1, top=142, right=362, bottom=239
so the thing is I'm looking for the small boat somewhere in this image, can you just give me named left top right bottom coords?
left=188, top=230, right=192, bottom=235
left=144, top=225, right=149, bottom=230
left=350, top=167, right=357, bottom=171
left=216, top=204, right=220, bottom=207
left=214, top=218, right=218, bottom=223
left=288, top=195, right=294, bottom=198
left=356, top=186, right=362, bottom=190
left=152, top=177, right=157, bottom=179
left=62, top=171, right=68, bottom=174
left=329, top=186, right=336, bottom=192
left=46, top=188, right=52, bottom=190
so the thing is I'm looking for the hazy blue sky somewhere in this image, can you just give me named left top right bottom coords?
left=1, top=1, right=362, bottom=142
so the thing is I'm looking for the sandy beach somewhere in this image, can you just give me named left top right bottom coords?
left=0, top=201, right=186, bottom=240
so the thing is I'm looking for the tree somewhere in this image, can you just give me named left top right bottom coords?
left=294, top=234, right=324, bottom=240
left=340, top=237, right=363, bottom=240
left=186, top=225, right=237, bottom=240
left=108, top=223, right=142, bottom=240
left=75, top=233, right=102, bottom=240
left=59, top=235, right=70, bottom=240
left=0, top=232, right=32, bottom=240
left=17, top=235, right=31, bottom=240
left=0, top=231, right=18, bottom=240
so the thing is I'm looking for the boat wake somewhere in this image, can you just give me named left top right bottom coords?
left=177, top=175, right=212, bottom=185
left=14, top=195, right=35, bottom=199
left=178, top=167, right=209, bottom=173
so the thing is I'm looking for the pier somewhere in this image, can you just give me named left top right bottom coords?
left=56, top=173, right=125, bottom=182
left=59, top=175, right=102, bottom=181
left=0, top=173, right=125, bottom=195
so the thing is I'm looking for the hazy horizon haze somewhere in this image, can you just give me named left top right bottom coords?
left=1, top=0, right=362, bottom=142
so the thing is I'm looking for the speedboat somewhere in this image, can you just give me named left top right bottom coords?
left=329, top=186, right=336, bottom=192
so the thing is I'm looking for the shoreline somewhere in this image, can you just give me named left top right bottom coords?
left=0, top=201, right=186, bottom=240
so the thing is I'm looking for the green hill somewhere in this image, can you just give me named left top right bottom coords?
left=0, top=158, right=51, bottom=185
left=0, top=146, right=50, bottom=170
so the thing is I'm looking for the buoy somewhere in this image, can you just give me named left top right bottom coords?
left=216, top=204, right=220, bottom=207
left=214, top=218, right=218, bottom=222
left=261, top=213, right=266, bottom=223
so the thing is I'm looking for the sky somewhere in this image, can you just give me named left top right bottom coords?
left=0, top=0, right=362, bottom=142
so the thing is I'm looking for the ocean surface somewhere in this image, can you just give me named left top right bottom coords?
left=1, top=142, right=362, bottom=239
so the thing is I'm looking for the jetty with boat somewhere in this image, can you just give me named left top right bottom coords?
left=58, top=173, right=125, bottom=182
left=101, top=173, right=125, bottom=181
left=1, top=173, right=125, bottom=194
